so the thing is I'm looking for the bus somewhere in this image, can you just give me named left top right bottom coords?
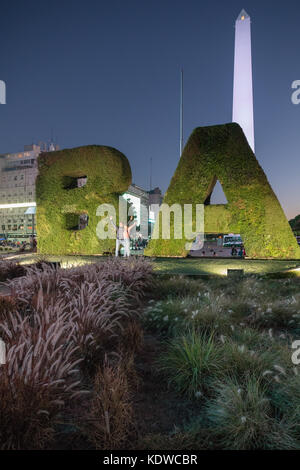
left=223, top=234, right=243, bottom=248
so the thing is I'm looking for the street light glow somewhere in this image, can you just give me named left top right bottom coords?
left=0, top=202, right=36, bottom=209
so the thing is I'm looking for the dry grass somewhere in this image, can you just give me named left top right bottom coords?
left=0, top=260, right=26, bottom=282
left=84, top=359, right=134, bottom=450
left=0, top=257, right=153, bottom=449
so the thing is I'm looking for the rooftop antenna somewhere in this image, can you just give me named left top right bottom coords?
left=149, top=156, right=153, bottom=191
left=180, top=68, right=184, bottom=157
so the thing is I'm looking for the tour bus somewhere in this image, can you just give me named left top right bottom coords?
left=223, top=234, right=243, bottom=248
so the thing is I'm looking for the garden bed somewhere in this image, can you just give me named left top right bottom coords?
left=1, top=259, right=300, bottom=449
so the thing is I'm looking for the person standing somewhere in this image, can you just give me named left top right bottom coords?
left=110, top=217, right=136, bottom=257
left=123, top=221, right=136, bottom=257
left=109, top=217, right=124, bottom=256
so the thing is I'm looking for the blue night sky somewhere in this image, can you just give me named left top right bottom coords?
left=0, top=0, right=300, bottom=219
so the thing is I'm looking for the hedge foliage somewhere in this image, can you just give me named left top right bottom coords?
left=36, top=145, right=131, bottom=254
left=289, top=214, right=300, bottom=234
left=145, top=123, right=300, bottom=259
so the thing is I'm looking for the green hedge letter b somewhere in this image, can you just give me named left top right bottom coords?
left=36, top=145, right=132, bottom=255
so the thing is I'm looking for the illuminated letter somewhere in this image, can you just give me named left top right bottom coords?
left=36, top=145, right=131, bottom=254
left=145, top=123, right=300, bottom=259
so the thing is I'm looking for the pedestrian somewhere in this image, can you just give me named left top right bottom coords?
left=110, top=217, right=136, bottom=257
left=123, top=221, right=136, bottom=257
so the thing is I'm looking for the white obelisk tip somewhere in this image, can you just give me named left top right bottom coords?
left=232, top=9, right=255, bottom=152
left=236, top=9, right=250, bottom=21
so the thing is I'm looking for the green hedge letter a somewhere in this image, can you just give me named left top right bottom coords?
left=145, top=123, right=300, bottom=259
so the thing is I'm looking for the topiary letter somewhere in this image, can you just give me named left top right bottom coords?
left=36, top=145, right=131, bottom=255
left=145, top=123, right=300, bottom=259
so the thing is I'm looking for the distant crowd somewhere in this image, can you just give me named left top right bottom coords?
left=231, top=245, right=246, bottom=257
left=199, top=245, right=246, bottom=258
left=0, top=236, right=37, bottom=252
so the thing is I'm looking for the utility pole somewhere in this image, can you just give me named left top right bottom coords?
left=149, top=157, right=152, bottom=191
left=180, top=68, right=184, bottom=157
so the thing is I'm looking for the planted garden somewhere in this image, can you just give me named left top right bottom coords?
left=0, top=258, right=300, bottom=449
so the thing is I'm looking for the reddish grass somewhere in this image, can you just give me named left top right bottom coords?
left=0, top=257, right=153, bottom=449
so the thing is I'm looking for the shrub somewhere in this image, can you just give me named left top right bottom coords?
left=229, top=327, right=274, bottom=351
left=0, top=257, right=152, bottom=448
left=85, top=361, right=134, bottom=449
left=271, top=373, right=300, bottom=430
left=220, top=340, right=279, bottom=384
left=0, top=296, right=17, bottom=322
left=0, top=260, right=26, bottom=282
left=245, top=298, right=300, bottom=330
left=158, top=331, right=224, bottom=398
left=143, top=297, right=202, bottom=337
left=8, top=258, right=153, bottom=308
left=95, top=257, right=154, bottom=302
left=143, top=292, right=232, bottom=337
left=150, top=276, right=208, bottom=300
left=206, top=376, right=299, bottom=450
left=0, top=312, right=87, bottom=449
left=117, top=318, right=144, bottom=356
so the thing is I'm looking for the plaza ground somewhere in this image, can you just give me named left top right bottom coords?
left=0, top=251, right=299, bottom=278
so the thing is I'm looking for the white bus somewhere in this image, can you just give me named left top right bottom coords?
left=223, top=234, right=243, bottom=248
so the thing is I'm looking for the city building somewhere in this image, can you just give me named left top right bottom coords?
left=122, top=185, right=163, bottom=238
left=149, top=187, right=163, bottom=207
left=148, top=187, right=163, bottom=235
left=0, top=142, right=58, bottom=241
left=122, top=184, right=150, bottom=238
left=76, top=179, right=162, bottom=238
left=232, top=9, right=255, bottom=152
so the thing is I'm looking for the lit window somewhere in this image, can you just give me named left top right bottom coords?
left=241, top=15, right=245, bottom=20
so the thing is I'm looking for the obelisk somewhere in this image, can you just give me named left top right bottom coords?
left=232, top=9, right=255, bottom=152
